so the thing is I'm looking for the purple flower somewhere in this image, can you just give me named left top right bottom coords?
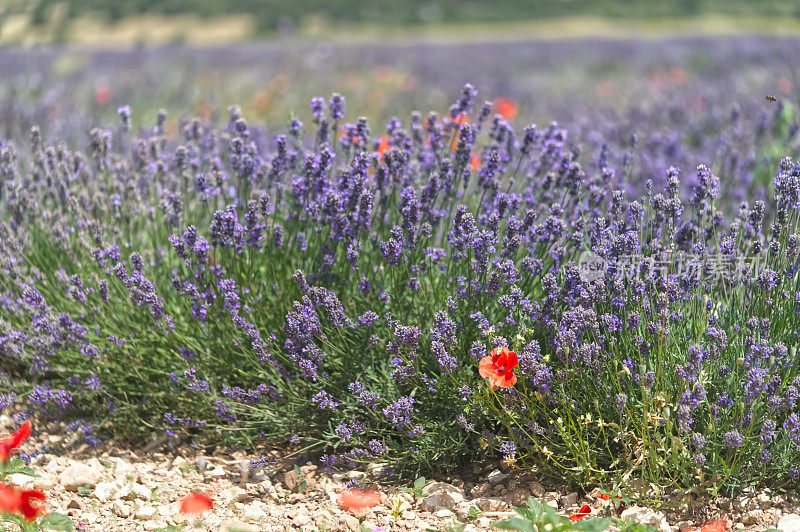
left=722, top=430, right=743, bottom=449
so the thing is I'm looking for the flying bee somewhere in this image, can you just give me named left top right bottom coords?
left=766, top=95, right=777, bottom=102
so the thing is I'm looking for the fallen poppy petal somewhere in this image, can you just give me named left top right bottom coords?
left=688, top=518, right=730, bottom=532
left=337, top=489, right=384, bottom=512
left=569, top=504, right=592, bottom=522
left=180, top=493, right=214, bottom=514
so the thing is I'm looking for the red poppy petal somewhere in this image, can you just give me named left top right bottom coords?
left=0, top=421, right=31, bottom=462
left=0, top=484, right=21, bottom=514
left=20, top=490, right=46, bottom=521
left=489, top=367, right=516, bottom=388
left=478, top=356, right=496, bottom=379
left=338, top=489, right=384, bottom=511
left=569, top=504, right=591, bottom=522
left=180, top=493, right=214, bottom=514
left=12, top=421, right=31, bottom=448
left=688, top=518, right=730, bottom=532
left=490, top=346, right=507, bottom=358
left=505, top=350, right=519, bottom=371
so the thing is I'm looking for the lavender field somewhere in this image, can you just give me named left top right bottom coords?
left=2, top=34, right=800, bottom=529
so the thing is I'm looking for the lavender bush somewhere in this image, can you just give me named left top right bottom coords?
left=1, top=75, right=800, bottom=496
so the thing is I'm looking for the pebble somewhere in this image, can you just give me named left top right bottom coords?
left=562, top=491, right=578, bottom=508
left=59, top=461, right=102, bottom=491
left=473, top=497, right=509, bottom=512
left=6, top=416, right=800, bottom=532
left=487, top=469, right=508, bottom=486
left=621, top=505, right=671, bottom=532
left=93, top=481, right=118, bottom=501
left=132, top=482, right=152, bottom=500
left=420, top=482, right=465, bottom=512
left=134, top=505, right=157, bottom=519
left=778, top=513, right=800, bottom=532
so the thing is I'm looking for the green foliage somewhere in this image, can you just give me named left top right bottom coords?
left=0, top=459, right=37, bottom=481
left=493, top=498, right=612, bottom=532
left=38, top=513, right=74, bottom=532
left=17, top=0, right=800, bottom=33
left=400, top=476, right=427, bottom=498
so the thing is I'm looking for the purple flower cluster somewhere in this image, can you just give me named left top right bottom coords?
left=3, top=77, right=800, bottom=491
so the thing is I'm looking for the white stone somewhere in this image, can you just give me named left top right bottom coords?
left=93, top=481, right=118, bottom=501
left=420, top=482, right=465, bottom=512
left=114, top=500, right=131, bottom=518
left=32, top=473, right=58, bottom=491
left=206, top=465, right=227, bottom=478
left=293, top=512, right=311, bottom=526
left=135, top=505, right=157, bottom=519
left=59, top=462, right=102, bottom=491
left=113, top=459, right=137, bottom=482
left=620, top=505, right=671, bottom=532
left=487, top=469, right=508, bottom=486
left=7, top=473, right=35, bottom=487
left=115, top=484, right=133, bottom=500
left=241, top=503, right=269, bottom=522
left=220, top=486, right=247, bottom=503
left=473, top=497, right=508, bottom=512
left=778, top=514, right=800, bottom=532
left=132, top=482, right=152, bottom=500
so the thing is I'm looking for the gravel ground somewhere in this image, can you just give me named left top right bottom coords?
left=3, top=415, right=800, bottom=531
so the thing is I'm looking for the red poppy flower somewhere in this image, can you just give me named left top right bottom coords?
left=470, top=154, right=481, bottom=171
left=452, top=113, right=468, bottom=126
left=0, top=421, right=31, bottom=462
left=0, top=483, right=46, bottom=521
left=0, top=484, right=20, bottom=514
left=377, top=136, right=390, bottom=162
left=479, top=346, right=518, bottom=388
left=598, top=492, right=622, bottom=501
left=94, top=85, right=111, bottom=106
left=337, top=489, right=384, bottom=512
left=687, top=518, right=730, bottom=532
left=180, top=493, right=214, bottom=514
left=19, top=489, right=46, bottom=521
left=569, top=504, right=592, bottom=522
left=493, top=97, right=518, bottom=120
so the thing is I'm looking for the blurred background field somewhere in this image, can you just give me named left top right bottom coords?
left=5, top=0, right=800, bottom=44
left=2, top=1, right=800, bottom=238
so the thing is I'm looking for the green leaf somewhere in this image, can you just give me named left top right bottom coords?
left=493, top=517, right=538, bottom=532
left=516, top=497, right=568, bottom=526
left=571, top=518, right=613, bottom=532
left=39, top=512, right=75, bottom=531
left=15, top=467, right=39, bottom=477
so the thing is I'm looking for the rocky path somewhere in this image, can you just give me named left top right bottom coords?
left=3, top=415, right=800, bottom=531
